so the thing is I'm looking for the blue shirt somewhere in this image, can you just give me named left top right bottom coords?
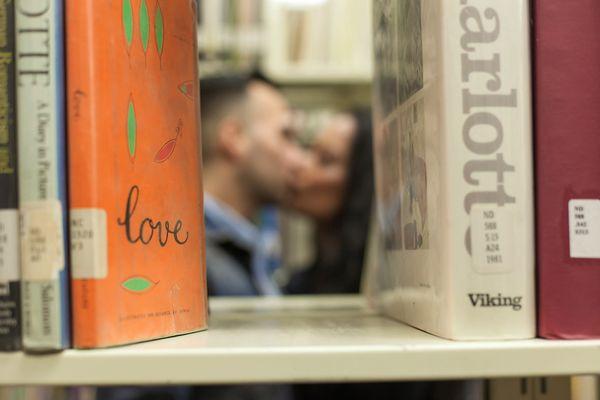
left=204, top=194, right=281, bottom=296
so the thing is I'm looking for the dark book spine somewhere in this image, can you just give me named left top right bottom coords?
left=535, top=0, right=600, bottom=338
left=0, top=0, right=20, bottom=351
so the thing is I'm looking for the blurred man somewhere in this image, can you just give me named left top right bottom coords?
left=201, top=74, right=307, bottom=296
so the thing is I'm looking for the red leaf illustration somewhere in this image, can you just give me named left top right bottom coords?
left=154, top=138, right=178, bottom=163
left=178, top=81, right=194, bottom=100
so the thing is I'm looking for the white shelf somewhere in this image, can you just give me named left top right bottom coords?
left=2, top=295, right=600, bottom=386
left=262, top=64, right=373, bottom=84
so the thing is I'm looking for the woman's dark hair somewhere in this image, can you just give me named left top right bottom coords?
left=299, top=108, right=375, bottom=294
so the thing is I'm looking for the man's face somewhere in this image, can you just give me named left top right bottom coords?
left=238, top=81, right=307, bottom=205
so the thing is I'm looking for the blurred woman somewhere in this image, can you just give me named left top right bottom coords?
left=286, top=109, right=374, bottom=294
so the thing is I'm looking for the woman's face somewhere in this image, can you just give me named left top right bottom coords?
left=288, top=115, right=357, bottom=221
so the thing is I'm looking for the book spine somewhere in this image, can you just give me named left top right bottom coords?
left=443, top=0, right=535, bottom=339
left=16, top=0, right=70, bottom=351
left=65, top=0, right=98, bottom=348
left=534, top=0, right=600, bottom=339
left=0, top=0, right=20, bottom=352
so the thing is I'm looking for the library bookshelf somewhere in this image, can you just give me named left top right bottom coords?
left=2, top=295, right=600, bottom=386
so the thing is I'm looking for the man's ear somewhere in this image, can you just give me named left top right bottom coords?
left=215, top=117, right=247, bottom=162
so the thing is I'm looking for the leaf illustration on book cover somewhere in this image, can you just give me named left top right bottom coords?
left=155, top=1, right=164, bottom=59
left=127, top=97, right=137, bottom=160
left=154, top=119, right=183, bottom=163
left=154, top=139, right=177, bottom=163
left=140, top=0, right=150, bottom=54
left=178, top=81, right=194, bottom=100
left=121, top=276, right=157, bottom=293
left=122, top=0, right=134, bottom=51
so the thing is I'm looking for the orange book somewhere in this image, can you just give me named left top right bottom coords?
left=66, top=0, right=207, bottom=348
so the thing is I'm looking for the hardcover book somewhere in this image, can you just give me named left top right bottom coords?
left=370, top=0, right=535, bottom=339
left=0, top=0, right=20, bottom=352
left=535, top=0, right=600, bottom=339
left=67, top=0, right=207, bottom=348
left=16, top=0, right=70, bottom=351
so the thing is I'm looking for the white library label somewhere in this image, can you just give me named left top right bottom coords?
left=70, top=208, right=108, bottom=279
left=0, top=210, right=19, bottom=282
left=471, top=206, right=513, bottom=273
left=20, top=200, right=65, bottom=281
left=568, top=199, right=600, bottom=259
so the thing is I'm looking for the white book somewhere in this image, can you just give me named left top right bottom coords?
left=371, top=0, right=535, bottom=340
left=16, top=0, right=70, bottom=351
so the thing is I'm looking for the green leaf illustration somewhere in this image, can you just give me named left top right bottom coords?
left=155, top=2, right=164, bottom=56
left=127, top=99, right=136, bottom=159
left=123, top=0, right=134, bottom=49
left=140, top=0, right=150, bottom=53
left=122, top=277, right=155, bottom=293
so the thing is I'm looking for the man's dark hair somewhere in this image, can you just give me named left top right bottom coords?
left=199, top=71, right=278, bottom=162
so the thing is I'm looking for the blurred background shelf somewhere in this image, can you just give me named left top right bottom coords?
left=197, top=0, right=373, bottom=84
left=2, top=295, right=600, bottom=386
left=262, top=0, right=373, bottom=84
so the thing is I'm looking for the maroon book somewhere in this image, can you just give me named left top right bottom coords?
left=535, top=1, right=600, bottom=338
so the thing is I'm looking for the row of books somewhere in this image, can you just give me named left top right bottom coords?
left=277, top=0, right=368, bottom=66
left=197, top=0, right=263, bottom=76
left=198, top=0, right=262, bottom=27
left=369, top=0, right=600, bottom=340
left=263, top=0, right=373, bottom=82
left=0, top=0, right=208, bottom=352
